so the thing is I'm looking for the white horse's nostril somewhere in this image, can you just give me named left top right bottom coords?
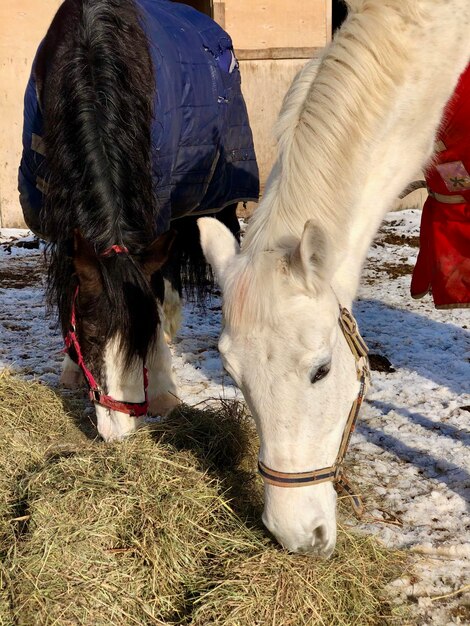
left=262, top=511, right=335, bottom=557
left=311, top=522, right=328, bottom=547
left=310, top=521, right=334, bottom=557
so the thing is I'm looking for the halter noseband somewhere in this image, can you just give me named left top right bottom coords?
left=64, top=245, right=149, bottom=418
left=257, top=306, right=370, bottom=517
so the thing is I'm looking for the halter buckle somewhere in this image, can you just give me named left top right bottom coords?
left=340, top=307, right=357, bottom=334
left=89, top=388, right=102, bottom=404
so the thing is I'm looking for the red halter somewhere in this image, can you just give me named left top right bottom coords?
left=102, top=244, right=129, bottom=256
left=64, top=244, right=149, bottom=417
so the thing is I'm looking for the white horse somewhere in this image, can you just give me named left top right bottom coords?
left=198, top=0, right=470, bottom=556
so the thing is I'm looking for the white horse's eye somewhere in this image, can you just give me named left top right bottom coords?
left=310, top=362, right=331, bottom=384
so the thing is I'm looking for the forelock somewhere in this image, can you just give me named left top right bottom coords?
left=223, top=252, right=288, bottom=330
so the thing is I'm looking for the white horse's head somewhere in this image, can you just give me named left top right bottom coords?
left=199, top=217, right=365, bottom=556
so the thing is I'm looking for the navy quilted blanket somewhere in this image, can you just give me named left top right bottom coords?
left=19, top=0, right=259, bottom=235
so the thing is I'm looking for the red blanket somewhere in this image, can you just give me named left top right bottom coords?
left=411, top=63, right=470, bottom=308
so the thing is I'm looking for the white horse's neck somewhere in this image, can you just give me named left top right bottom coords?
left=242, top=0, right=470, bottom=307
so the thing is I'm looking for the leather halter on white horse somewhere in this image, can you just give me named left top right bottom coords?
left=258, top=306, right=370, bottom=518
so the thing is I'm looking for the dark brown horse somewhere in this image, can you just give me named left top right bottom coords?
left=19, top=0, right=258, bottom=439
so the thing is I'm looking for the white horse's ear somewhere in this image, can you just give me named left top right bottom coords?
left=198, top=217, right=239, bottom=287
left=290, top=220, right=332, bottom=292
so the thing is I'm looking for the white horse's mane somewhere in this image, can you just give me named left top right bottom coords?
left=242, top=0, right=416, bottom=256
left=224, top=0, right=469, bottom=329
left=226, top=1, right=416, bottom=327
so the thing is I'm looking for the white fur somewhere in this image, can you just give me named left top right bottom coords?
left=95, top=335, right=146, bottom=442
left=146, top=302, right=180, bottom=417
left=60, top=353, right=82, bottom=388
left=96, top=309, right=179, bottom=442
left=199, top=0, right=470, bottom=555
left=162, top=278, right=181, bottom=341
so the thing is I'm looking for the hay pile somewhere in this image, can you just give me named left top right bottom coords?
left=0, top=370, right=407, bottom=625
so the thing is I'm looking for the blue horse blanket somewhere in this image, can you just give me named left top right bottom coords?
left=18, top=0, right=259, bottom=235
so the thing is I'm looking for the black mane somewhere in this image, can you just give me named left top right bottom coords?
left=39, top=0, right=159, bottom=362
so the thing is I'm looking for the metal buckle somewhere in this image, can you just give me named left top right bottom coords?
left=340, top=307, right=357, bottom=334
left=333, top=465, right=342, bottom=481
left=89, top=389, right=102, bottom=403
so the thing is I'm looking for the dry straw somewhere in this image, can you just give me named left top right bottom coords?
left=0, top=369, right=407, bottom=625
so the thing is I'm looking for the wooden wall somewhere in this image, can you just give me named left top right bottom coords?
left=0, top=0, right=330, bottom=227
left=238, top=58, right=318, bottom=198
left=0, top=0, right=62, bottom=227
left=219, top=0, right=329, bottom=57
left=214, top=0, right=330, bottom=190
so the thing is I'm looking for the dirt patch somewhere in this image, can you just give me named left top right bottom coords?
left=0, top=239, right=40, bottom=252
left=450, top=604, right=470, bottom=622
left=381, top=262, right=415, bottom=278
left=0, top=258, right=45, bottom=289
left=378, top=232, right=420, bottom=248
left=369, top=353, right=396, bottom=373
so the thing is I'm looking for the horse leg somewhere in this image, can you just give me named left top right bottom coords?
left=60, top=353, right=83, bottom=388
left=147, top=205, right=240, bottom=412
left=163, top=277, right=181, bottom=342
left=147, top=313, right=180, bottom=416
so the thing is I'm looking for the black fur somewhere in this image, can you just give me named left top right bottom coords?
left=39, top=0, right=156, bottom=249
left=75, top=254, right=160, bottom=369
left=39, top=0, right=158, bottom=371
left=165, top=203, right=241, bottom=304
left=332, top=0, right=349, bottom=33
left=38, top=0, right=239, bottom=379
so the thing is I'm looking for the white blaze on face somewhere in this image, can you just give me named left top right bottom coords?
left=95, top=334, right=147, bottom=442
left=60, top=353, right=83, bottom=388
left=95, top=305, right=180, bottom=442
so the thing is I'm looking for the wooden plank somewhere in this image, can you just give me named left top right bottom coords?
left=0, top=0, right=62, bottom=227
left=236, top=47, right=320, bottom=61
left=224, top=0, right=327, bottom=51
left=325, top=0, right=333, bottom=42
left=213, top=0, right=225, bottom=27
left=239, top=58, right=321, bottom=188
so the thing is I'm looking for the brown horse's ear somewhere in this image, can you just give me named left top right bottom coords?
left=140, top=230, right=177, bottom=277
left=73, top=230, right=102, bottom=294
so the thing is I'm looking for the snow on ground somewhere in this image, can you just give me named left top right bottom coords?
left=0, top=210, right=469, bottom=625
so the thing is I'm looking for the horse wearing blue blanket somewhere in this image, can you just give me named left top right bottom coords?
left=19, top=0, right=259, bottom=440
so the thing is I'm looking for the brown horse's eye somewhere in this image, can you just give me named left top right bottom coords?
left=310, top=362, right=331, bottom=384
